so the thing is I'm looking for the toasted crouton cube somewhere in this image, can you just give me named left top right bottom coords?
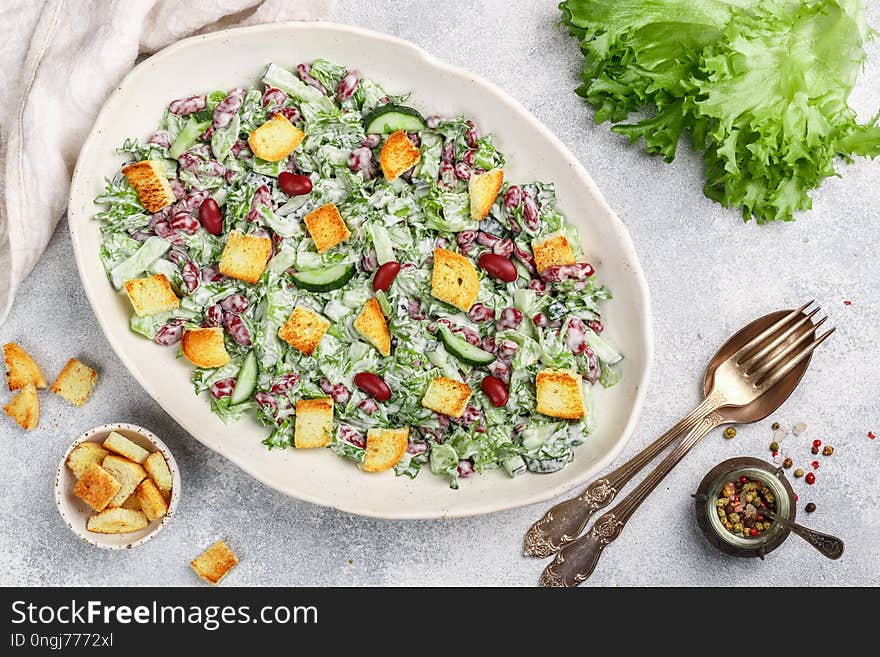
left=294, top=398, right=334, bottom=448
left=102, top=454, right=147, bottom=508
left=421, top=377, right=472, bottom=418
left=380, top=130, right=421, bottom=180
left=121, top=494, right=142, bottom=511
left=73, top=464, right=122, bottom=512
left=353, top=297, right=391, bottom=356
left=134, top=479, right=168, bottom=522
left=219, top=230, right=272, bottom=284
left=278, top=306, right=329, bottom=356
left=3, top=384, right=39, bottom=431
left=87, top=508, right=148, bottom=534
left=122, top=160, right=175, bottom=212
left=102, top=431, right=150, bottom=464
left=469, top=169, right=504, bottom=221
left=181, top=327, right=230, bottom=369
left=303, top=203, right=351, bottom=253
left=532, top=232, right=576, bottom=274
left=191, top=540, right=238, bottom=585
left=536, top=369, right=585, bottom=420
left=431, top=248, right=479, bottom=312
left=247, top=114, right=305, bottom=162
left=122, top=274, right=179, bottom=317
left=50, top=359, right=97, bottom=407
left=144, top=451, right=173, bottom=493
left=66, top=442, right=110, bottom=479
left=3, top=343, right=47, bottom=390
left=364, top=427, right=410, bottom=473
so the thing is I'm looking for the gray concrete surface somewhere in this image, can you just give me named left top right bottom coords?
left=2, top=1, right=878, bottom=586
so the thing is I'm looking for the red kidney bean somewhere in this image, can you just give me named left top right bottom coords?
left=131, top=230, right=154, bottom=243
left=565, top=317, right=588, bottom=354
left=176, top=189, right=208, bottom=213
left=467, top=302, right=495, bottom=323
left=169, top=95, right=206, bottom=115
left=198, top=197, right=223, bottom=236
left=269, top=373, right=299, bottom=394
left=456, top=230, right=478, bottom=246
left=358, top=398, right=379, bottom=415
left=478, top=253, right=517, bottom=282
left=220, top=293, right=248, bottom=314
left=434, top=236, right=449, bottom=250
left=456, top=327, right=482, bottom=347
left=462, top=149, right=476, bottom=166
left=407, top=441, right=429, bottom=455
left=372, top=261, right=401, bottom=292
left=407, top=299, right=425, bottom=320
left=459, top=405, right=483, bottom=426
left=177, top=152, right=201, bottom=173
left=202, top=160, right=228, bottom=179
left=441, top=140, right=455, bottom=163
left=427, top=318, right=454, bottom=333
left=512, top=245, right=536, bottom=273
left=201, top=264, right=226, bottom=283
left=497, top=339, right=519, bottom=362
left=493, top=238, right=514, bottom=258
left=541, top=263, right=595, bottom=283
left=407, top=132, right=421, bottom=148
left=481, top=375, right=509, bottom=407
left=149, top=131, right=172, bottom=149
left=169, top=178, right=187, bottom=200
left=585, top=347, right=601, bottom=383
left=504, top=185, right=523, bottom=211
left=278, top=172, right=313, bottom=196
left=278, top=107, right=301, bottom=124
left=200, top=126, right=215, bottom=141
left=203, top=304, right=223, bottom=328
left=465, top=120, right=479, bottom=148
left=170, top=212, right=200, bottom=235
left=528, top=279, right=548, bottom=295
left=338, top=424, right=366, bottom=448
left=337, top=69, right=360, bottom=101
left=154, top=319, right=185, bottom=346
left=223, top=313, right=252, bottom=346
left=296, top=64, right=327, bottom=94
left=523, top=191, right=540, bottom=231
left=476, top=232, right=500, bottom=248
left=438, top=161, right=456, bottom=187
left=488, top=360, right=511, bottom=383
left=210, top=377, right=237, bottom=399
left=361, top=249, right=378, bottom=273
left=153, top=221, right=185, bottom=246
left=231, top=139, right=252, bottom=159
left=246, top=185, right=273, bottom=223
left=457, top=459, right=475, bottom=478
left=426, top=115, right=441, bottom=129
left=587, top=319, right=604, bottom=334
left=454, top=161, right=471, bottom=180
left=497, top=307, right=523, bottom=330
left=262, top=86, right=288, bottom=113
left=481, top=336, right=497, bottom=354
left=181, top=261, right=200, bottom=294
left=348, top=146, right=378, bottom=179
left=319, top=377, right=350, bottom=404
left=354, top=372, right=392, bottom=402
left=361, top=134, right=381, bottom=149
left=212, top=88, right=245, bottom=129
left=533, top=312, right=548, bottom=327
left=167, top=249, right=188, bottom=267
left=255, top=391, right=278, bottom=416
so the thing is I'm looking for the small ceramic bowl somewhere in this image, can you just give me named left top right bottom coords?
left=55, top=423, right=181, bottom=549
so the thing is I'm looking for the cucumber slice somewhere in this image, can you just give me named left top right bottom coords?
left=291, top=263, right=355, bottom=292
left=363, top=104, right=426, bottom=134
left=584, top=329, right=623, bottom=365
left=230, top=352, right=258, bottom=405
left=437, top=326, right=495, bottom=367
left=169, top=117, right=211, bottom=159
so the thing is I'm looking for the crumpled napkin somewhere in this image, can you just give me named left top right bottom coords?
left=0, top=0, right=334, bottom=324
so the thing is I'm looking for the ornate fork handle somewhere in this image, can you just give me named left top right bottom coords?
left=540, top=411, right=726, bottom=587
left=524, top=390, right=725, bottom=558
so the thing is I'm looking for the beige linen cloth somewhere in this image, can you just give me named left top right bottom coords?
left=0, top=0, right=334, bottom=324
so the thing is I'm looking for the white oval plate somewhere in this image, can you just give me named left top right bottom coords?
left=68, top=22, right=653, bottom=519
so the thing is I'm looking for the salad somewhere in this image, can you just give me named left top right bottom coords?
left=93, top=59, right=622, bottom=488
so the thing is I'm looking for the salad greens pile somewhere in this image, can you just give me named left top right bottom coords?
left=560, top=0, right=880, bottom=222
left=93, top=59, right=621, bottom=488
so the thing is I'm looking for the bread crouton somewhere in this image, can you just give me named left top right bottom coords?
left=102, top=454, right=147, bottom=508
left=134, top=479, right=168, bottom=522
left=181, top=327, right=230, bottom=369
left=3, top=343, right=47, bottom=390
left=120, top=494, right=142, bottom=511
left=122, top=274, right=179, bottom=317
left=294, top=398, right=334, bottom=448
left=144, top=451, right=173, bottom=493
left=66, top=442, right=110, bottom=479
left=278, top=306, right=329, bottom=356
left=87, top=508, right=148, bottom=534
left=219, top=230, right=272, bottom=284
left=430, top=247, right=479, bottom=312
left=421, top=377, right=472, bottom=418
left=247, top=113, right=305, bottom=162
left=3, top=384, right=39, bottom=430
left=380, top=130, right=421, bottom=180
left=353, top=297, right=391, bottom=356
left=73, top=464, right=122, bottom=512
left=50, top=358, right=97, bottom=407
left=469, top=169, right=504, bottom=221
left=532, top=232, right=576, bottom=274
left=364, top=427, right=409, bottom=472
left=102, top=431, right=150, bottom=464
left=536, top=369, right=585, bottom=420
left=191, top=540, right=238, bottom=585
left=122, top=160, right=175, bottom=212
left=303, top=203, right=351, bottom=253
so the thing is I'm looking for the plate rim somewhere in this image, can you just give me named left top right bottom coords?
left=67, top=21, right=654, bottom=519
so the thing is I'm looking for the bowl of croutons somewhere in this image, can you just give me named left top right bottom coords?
left=55, top=423, right=180, bottom=549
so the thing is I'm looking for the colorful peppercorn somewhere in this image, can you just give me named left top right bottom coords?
left=723, top=427, right=737, bottom=439
left=770, top=441, right=779, bottom=452
left=771, top=422, right=781, bottom=431
left=805, top=502, right=817, bottom=513
left=813, top=439, right=822, bottom=448
left=783, top=457, right=793, bottom=469
left=805, top=472, right=816, bottom=485
left=794, top=468, right=804, bottom=478
left=811, top=446, right=820, bottom=454
left=823, top=445, right=834, bottom=456
left=812, top=460, right=820, bottom=469
left=716, top=475, right=777, bottom=540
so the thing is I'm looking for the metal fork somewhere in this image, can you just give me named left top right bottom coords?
left=536, top=304, right=833, bottom=585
